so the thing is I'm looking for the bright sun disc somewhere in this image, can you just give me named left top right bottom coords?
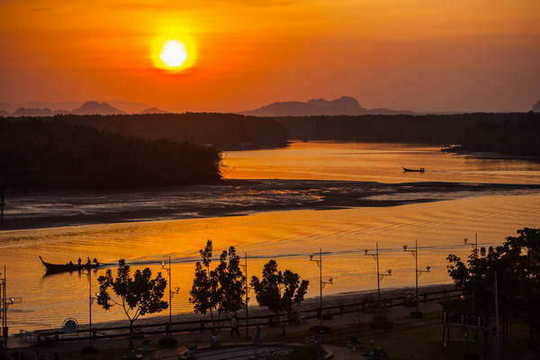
left=159, top=40, right=188, bottom=68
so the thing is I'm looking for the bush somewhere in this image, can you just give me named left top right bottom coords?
left=158, top=336, right=178, bottom=348
left=369, top=314, right=393, bottom=330
left=286, top=345, right=319, bottom=360
left=81, top=345, right=99, bottom=354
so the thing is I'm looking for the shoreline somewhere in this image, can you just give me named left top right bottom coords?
left=2, top=179, right=540, bottom=231
left=28, top=283, right=455, bottom=334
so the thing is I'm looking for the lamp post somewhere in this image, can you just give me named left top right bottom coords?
left=240, top=252, right=250, bottom=339
left=309, top=249, right=333, bottom=328
left=0, top=265, right=20, bottom=349
left=364, top=242, right=392, bottom=301
left=87, top=270, right=99, bottom=344
left=403, top=240, right=431, bottom=316
left=161, top=256, right=179, bottom=334
left=464, top=233, right=479, bottom=257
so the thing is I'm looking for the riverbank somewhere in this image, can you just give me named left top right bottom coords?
left=3, top=179, right=540, bottom=231
left=11, top=283, right=455, bottom=343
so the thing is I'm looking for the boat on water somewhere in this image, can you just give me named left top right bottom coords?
left=402, top=167, right=425, bottom=173
left=39, top=256, right=101, bottom=274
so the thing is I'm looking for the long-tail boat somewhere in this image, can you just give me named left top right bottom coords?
left=39, top=256, right=100, bottom=274
left=402, top=167, right=425, bottom=173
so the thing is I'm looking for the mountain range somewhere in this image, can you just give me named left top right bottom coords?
left=243, top=96, right=415, bottom=116
left=1, top=101, right=171, bottom=117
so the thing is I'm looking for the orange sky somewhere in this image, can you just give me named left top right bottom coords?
left=1, top=0, right=539, bottom=112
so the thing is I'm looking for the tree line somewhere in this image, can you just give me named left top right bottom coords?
left=0, top=118, right=221, bottom=189
left=96, top=240, right=309, bottom=336
left=17, top=113, right=289, bottom=151
left=275, top=112, right=540, bottom=155
left=95, top=227, right=539, bottom=353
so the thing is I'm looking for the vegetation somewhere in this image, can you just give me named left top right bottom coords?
left=0, top=118, right=221, bottom=189
left=251, top=260, right=309, bottom=322
left=447, top=228, right=540, bottom=346
left=276, top=112, right=540, bottom=156
left=97, top=259, right=168, bottom=336
left=190, top=240, right=246, bottom=322
left=461, top=115, right=540, bottom=156
left=32, top=112, right=288, bottom=150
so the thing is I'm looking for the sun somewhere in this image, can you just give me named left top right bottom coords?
left=160, top=40, right=187, bottom=68
left=152, top=37, right=196, bottom=72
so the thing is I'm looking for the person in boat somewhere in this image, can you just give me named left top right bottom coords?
left=77, top=258, right=82, bottom=267
left=69, top=260, right=74, bottom=267
left=86, top=257, right=92, bottom=267
left=93, top=258, right=99, bottom=266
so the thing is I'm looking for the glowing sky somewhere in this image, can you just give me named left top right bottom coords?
left=1, top=0, right=539, bottom=112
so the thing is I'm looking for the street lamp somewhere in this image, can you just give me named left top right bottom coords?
left=161, top=257, right=179, bottom=334
left=240, top=252, right=250, bottom=339
left=403, top=240, right=431, bottom=317
left=464, top=233, right=483, bottom=257
left=364, top=242, right=392, bottom=301
left=309, top=249, right=333, bottom=327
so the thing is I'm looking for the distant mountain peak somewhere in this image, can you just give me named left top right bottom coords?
left=244, top=96, right=366, bottom=117
left=12, top=107, right=53, bottom=117
left=141, top=107, right=169, bottom=114
left=72, top=101, right=125, bottom=115
left=533, top=100, right=540, bottom=112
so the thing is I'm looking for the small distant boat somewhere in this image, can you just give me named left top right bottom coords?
left=403, top=167, right=425, bottom=173
left=39, top=256, right=101, bottom=275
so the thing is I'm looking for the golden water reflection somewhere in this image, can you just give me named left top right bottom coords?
left=1, top=193, right=539, bottom=331
left=1, top=142, right=540, bottom=331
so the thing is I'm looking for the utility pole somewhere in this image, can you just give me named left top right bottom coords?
left=464, top=233, right=479, bottom=257
left=309, top=249, right=333, bottom=328
left=161, top=256, right=178, bottom=335
left=89, top=268, right=92, bottom=343
left=0, top=266, right=21, bottom=350
left=365, top=242, right=392, bottom=301
left=241, top=252, right=250, bottom=339
left=494, top=271, right=502, bottom=360
left=403, top=240, right=431, bottom=316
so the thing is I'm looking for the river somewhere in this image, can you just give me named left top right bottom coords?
left=1, top=142, right=539, bottom=332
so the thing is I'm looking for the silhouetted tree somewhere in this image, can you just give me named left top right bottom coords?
left=190, top=240, right=219, bottom=323
left=190, top=241, right=246, bottom=323
left=215, top=246, right=245, bottom=317
left=447, top=228, right=540, bottom=345
left=251, top=260, right=309, bottom=323
left=97, top=259, right=168, bottom=339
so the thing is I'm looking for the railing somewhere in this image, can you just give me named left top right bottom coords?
left=25, top=287, right=462, bottom=343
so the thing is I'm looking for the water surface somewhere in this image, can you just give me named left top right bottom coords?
left=1, top=142, right=539, bottom=332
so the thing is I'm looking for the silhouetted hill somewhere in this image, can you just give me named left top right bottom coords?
left=72, top=101, right=125, bottom=115
left=12, top=108, right=53, bottom=117
left=0, top=118, right=220, bottom=189
left=533, top=100, right=540, bottom=112
left=0, top=110, right=9, bottom=117
left=142, top=107, right=168, bottom=114
left=244, top=96, right=367, bottom=116
left=244, top=96, right=418, bottom=116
